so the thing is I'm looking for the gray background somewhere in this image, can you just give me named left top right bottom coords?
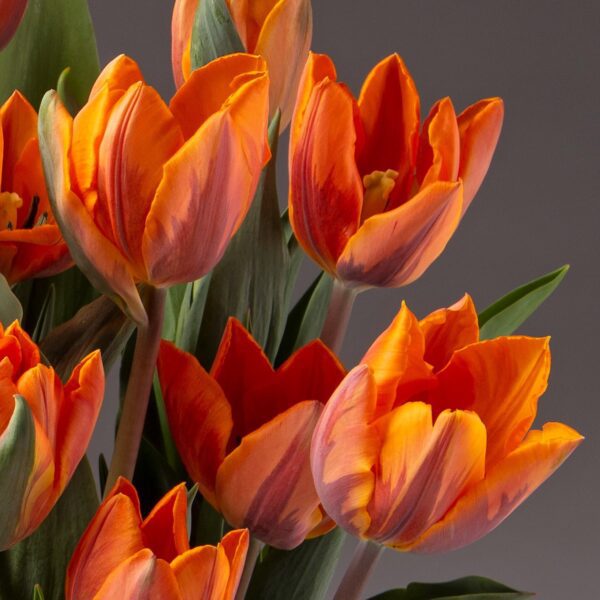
left=88, top=1, right=599, bottom=597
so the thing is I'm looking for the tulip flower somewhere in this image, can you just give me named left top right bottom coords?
left=172, top=0, right=312, bottom=127
left=0, top=321, right=104, bottom=550
left=0, top=0, right=28, bottom=50
left=157, top=318, right=345, bottom=549
left=289, top=53, right=504, bottom=289
left=311, top=295, right=582, bottom=553
left=66, top=478, right=248, bottom=599
left=38, top=52, right=270, bottom=325
left=0, top=91, right=70, bottom=284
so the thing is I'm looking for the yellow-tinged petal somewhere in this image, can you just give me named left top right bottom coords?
left=228, top=0, right=277, bottom=51
left=337, top=181, right=463, bottom=288
left=172, top=546, right=226, bottom=600
left=171, top=0, right=199, bottom=88
left=216, top=401, right=323, bottom=549
left=407, top=422, right=583, bottom=553
left=89, top=54, right=145, bottom=100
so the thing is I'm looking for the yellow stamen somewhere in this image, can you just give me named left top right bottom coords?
left=0, top=192, right=23, bottom=230
left=361, top=169, right=399, bottom=221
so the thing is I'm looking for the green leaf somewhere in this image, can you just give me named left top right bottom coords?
left=0, top=0, right=99, bottom=109
left=0, top=457, right=99, bottom=600
left=31, top=284, right=55, bottom=343
left=478, top=265, right=569, bottom=340
left=0, top=396, right=35, bottom=550
left=247, top=529, right=346, bottom=600
left=190, top=0, right=245, bottom=70
left=368, top=576, right=533, bottom=600
left=0, top=274, right=23, bottom=326
left=190, top=497, right=225, bottom=547
left=33, top=584, right=45, bottom=600
left=175, top=275, right=211, bottom=353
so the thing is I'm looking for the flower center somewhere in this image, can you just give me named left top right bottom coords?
left=361, top=169, right=399, bottom=221
left=0, top=192, right=22, bottom=230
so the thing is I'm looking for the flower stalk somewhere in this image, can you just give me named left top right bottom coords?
left=333, top=540, right=384, bottom=600
left=235, top=535, right=264, bottom=600
left=320, top=279, right=358, bottom=354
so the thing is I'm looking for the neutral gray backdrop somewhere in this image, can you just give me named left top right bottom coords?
left=87, top=1, right=599, bottom=598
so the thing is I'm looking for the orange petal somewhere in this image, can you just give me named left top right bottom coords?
left=0, top=0, right=27, bottom=50
left=289, top=77, right=362, bottom=273
left=89, top=54, right=145, bottom=100
left=419, top=294, right=479, bottom=372
left=255, top=0, right=312, bottom=126
left=171, top=0, right=199, bottom=88
left=227, top=0, right=277, bottom=51
left=141, top=484, right=189, bottom=562
left=416, top=97, right=460, bottom=188
left=38, top=91, right=146, bottom=324
left=216, top=401, right=323, bottom=549
left=433, top=336, right=550, bottom=466
left=311, top=365, right=379, bottom=537
left=357, top=54, right=420, bottom=206
left=143, top=71, right=269, bottom=285
left=157, top=341, right=232, bottom=507
left=367, top=406, right=486, bottom=547
left=5, top=321, right=40, bottom=373
left=220, top=529, right=249, bottom=599
left=66, top=479, right=144, bottom=600
left=360, top=302, right=432, bottom=417
left=337, top=180, right=463, bottom=288
left=407, top=422, right=583, bottom=553
left=457, top=97, right=504, bottom=214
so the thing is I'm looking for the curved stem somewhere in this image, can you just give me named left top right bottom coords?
left=320, top=279, right=358, bottom=355
left=104, top=286, right=166, bottom=495
left=333, top=540, right=384, bottom=600
left=235, top=535, right=264, bottom=600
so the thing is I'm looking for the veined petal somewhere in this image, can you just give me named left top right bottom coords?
left=311, top=365, right=379, bottom=537
left=158, top=341, right=232, bottom=506
left=407, top=422, right=583, bottom=553
left=419, top=294, right=479, bottom=372
left=289, top=78, right=362, bottom=273
left=171, top=0, right=199, bottom=88
left=457, top=98, right=504, bottom=214
left=216, top=401, right=323, bottom=549
left=433, top=336, right=551, bottom=466
left=337, top=180, right=463, bottom=288
left=357, top=54, right=420, bottom=206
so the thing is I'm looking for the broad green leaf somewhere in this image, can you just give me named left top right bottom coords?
left=0, top=458, right=99, bottom=600
left=175, top=275, right=211, bottom=353
left=0, top=396, right=35, bottom=550
left=478, top=265, right=569, bottom=340
left=247, top=529, right=346, bottom=600
left=31, top=284, right=55, bottom=343
left=0, top=0, right=99, bottom=108
left=163, top=283, right=188, bottom=342
left=190, top=0, right=245, bottom=70
left=0, top=274, right=23, bottom=326
left=368, top=576, right=533, bottom=600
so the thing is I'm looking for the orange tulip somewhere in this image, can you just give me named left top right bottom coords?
left=0, top=91, right=70, bottom=283
left=0, top=0, right=27, bottom=49
left=311, top=295, right=582, bottom=552
left=157, top=318, right=345, bottom=549
left=289, top=53, right=504, bottom=289
left=38, top=53, right=270, bottom=324
left=66, top=478, right=248, bottom=599
left=172, top=0, right=312, bottom=127
left=0, top=321, right=103, bottom=550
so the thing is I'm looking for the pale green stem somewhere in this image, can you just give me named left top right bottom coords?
left=333, top=540, right=384, bottom=600
left=104, top=287, right=166, bottom=495
left=235, top=535, right=264, bottom=600
left=320, top=279, right=358, bottom=354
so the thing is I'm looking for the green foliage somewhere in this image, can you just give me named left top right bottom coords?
left=0, top=274, right=23, bottom=326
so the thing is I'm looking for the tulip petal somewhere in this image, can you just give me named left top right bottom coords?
left=0, top=0, right=28, bottom=50
left=143, top=72, right=269, bottom=285
left=89, top=54, right=145, bottom=100
left=337, top=180, right=463, bottom=288
left=457, top=98, right=504, bottom=213
left=407, top=422, right=583, bottom=553
left=433, top=336, right=550, bottom=466
left=220, top=529, right=249, bottom=599
left=5, top=321, right=40, bottom=374
left=311, top=365, right=379, bottom=537
left=171, top=0, right=199, bottom=88
left=357, top=54, right=420, bottom=206
left=38, top=91, right=146, bottom=325
left=419, top=294, right=479, bottom=372
left=289, top=77, right=362, bottom=272
left=158, top=341, right=232, bottom=506
left=216, top=400, right=323, bottom=549
left=228, top=0, right=277, bottom=51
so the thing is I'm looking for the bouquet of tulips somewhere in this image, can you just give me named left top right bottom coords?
left=0, top=1, right=582, bottom=599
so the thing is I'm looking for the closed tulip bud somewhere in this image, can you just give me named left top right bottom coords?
left=311, top=295, right=582, bottom=552
left=172, top=0, right=312, bottom=127
left=157, top=318, right=345, bottom=549
left=38, top=53, right=270, bottom=325
left=66, top=478, right=248, bottom=600
left=0, top=0, right=27, bottom=49
left=290, top=53, right=504, bottom=289
left=0, top=321, right=104, bottom=550
left=0, top=91, right=71, bottom=283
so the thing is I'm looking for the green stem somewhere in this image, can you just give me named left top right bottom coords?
left=333, top=540, right=384, bottom=600
left=235, top=535, right=264, bottom=600
left=104, top=286, right=166, bottom=495
left=320, top=279, right=358, bottom=355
